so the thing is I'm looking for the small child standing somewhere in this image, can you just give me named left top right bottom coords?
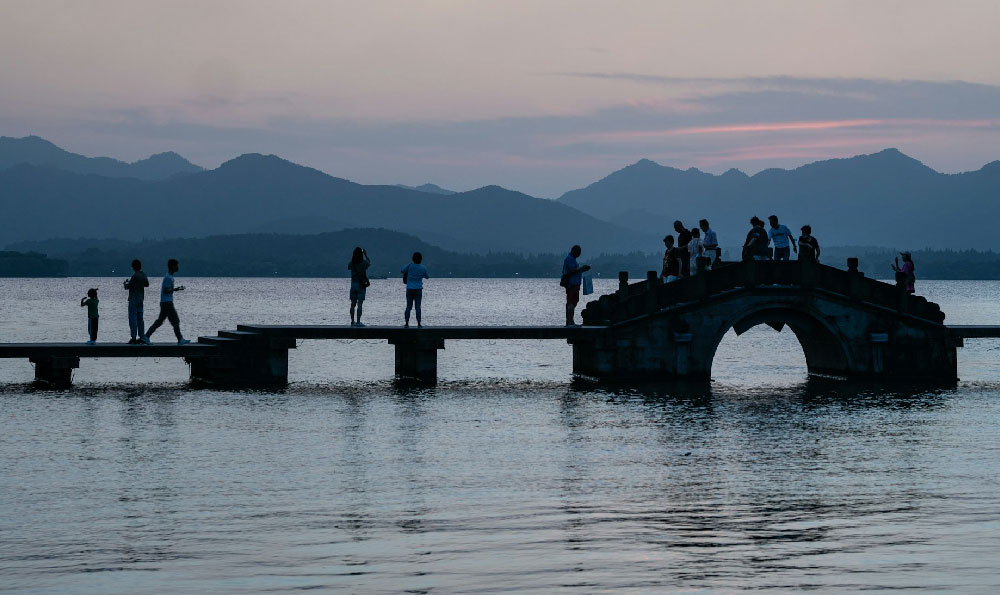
left=80, top=288, right=99, bottom=344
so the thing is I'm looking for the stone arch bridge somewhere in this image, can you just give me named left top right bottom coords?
left=575, top=259, right=958, bottom=381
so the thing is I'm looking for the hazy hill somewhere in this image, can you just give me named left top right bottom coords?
left=559, top=149, right=1000, bottom=250
left=395, top=183, right=457, bottom=195
left=0, top=135, right=204, bottom=179
left=0, top=153, right=650, bottom=254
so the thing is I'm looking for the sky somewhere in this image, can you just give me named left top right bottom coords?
left=2, top=0, right=999, bottom=197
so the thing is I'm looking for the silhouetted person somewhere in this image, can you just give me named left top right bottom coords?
left=145, top=258, right=189, bottom=344
left=348, top=247, right=371, bottom=327
left=401, top=252, right=429, bottom=327
left=798, top=225, right=820, bottom=262
left=688, top=228, right=704, bottom=274
left=892, top=252, right=916, bottom=294
left=563, top=245, right=591, bottom=326
left=700, top=219, right=719, bottom=264
left=673, top=221, right=692, bottom=276
left=123, top=259, right=149, bottom=344
left=744, top=216, right=769, bottom=261
left=80, top=288, right=99, bottom=344
left=768, top=215, right=797, bottom=260
left=660, top=235, right=680, bottom=282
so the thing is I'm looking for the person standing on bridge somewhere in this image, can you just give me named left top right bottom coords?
left=348, top=247, right=371, bottom=327
left=688, top=228, right=704, bottom=274
left=402, top=252, right=429, bottom=328
left=744, top=217, right=769, bottom=261
left=700, top=219, right=719, bottom=264
left=892, top=252, right=915, bottom=294
left=563, top=245, right=591, bottom=326
left=798, top=225, right=820, bottom=262
left=123, top=259, right=149, bottom=344
left=767, top=215, right=797, bottom=261
left=145, top=258, right=190, bottom=344
left=80, top=288, right=99, bottom=345
left=660, top=235, right=680, bottom=282
left=673, top=221, right=692, bottom=276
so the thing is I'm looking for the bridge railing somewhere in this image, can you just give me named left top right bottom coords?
left=582, top=259, right=945, bottom=325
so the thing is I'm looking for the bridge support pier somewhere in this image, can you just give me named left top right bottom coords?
left=188, top=336, right=294, bottom=386
left=30, top=356, right=79, bottom=387
left=390, top=337, right=445, bottom=383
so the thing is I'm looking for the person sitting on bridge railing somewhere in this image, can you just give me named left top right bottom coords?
left=798, top=225, right=820, bottom=262
left=661, top=235, right=680, bottom=282
left=743, top=217, right=769, bottom=261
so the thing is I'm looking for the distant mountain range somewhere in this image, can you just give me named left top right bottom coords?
left=0, top=135, right=203, bottom=180
left=5, top=135, right=1000, bottom=254
left=0, top=139, right=648, bottom=254
left=558, top=150, right=1000, bottom=250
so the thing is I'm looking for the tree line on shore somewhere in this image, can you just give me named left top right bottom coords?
left=4, top=229, right=1000, bottom=280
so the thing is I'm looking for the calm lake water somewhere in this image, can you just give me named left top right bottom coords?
left=2, top=277, right=1000, bottom=593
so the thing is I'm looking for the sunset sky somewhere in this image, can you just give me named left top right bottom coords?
left=2, top=0, right=999, bottom=196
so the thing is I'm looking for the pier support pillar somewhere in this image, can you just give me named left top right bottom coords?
left=389, top=337, right=445, bottom=383
left=188, top=337, right=295, bottom=386
left=30, top=356, right=79, bottom=387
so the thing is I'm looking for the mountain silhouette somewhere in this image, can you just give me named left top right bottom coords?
left=395, top=183, right=457, bottom=195
left=0, top=135, right=203, bottom=180
left=0, top=151, right=649, bottom=255
left=558, top=149, right=1000, bottom=250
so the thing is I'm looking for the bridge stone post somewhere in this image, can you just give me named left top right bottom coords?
left=389, top=336, right=445, bottom=383
left=30, top=355, right=79, bottom=387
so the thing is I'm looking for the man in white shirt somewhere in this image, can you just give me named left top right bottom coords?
left=767, top=215, right=797, bottom=261
left=699, top=219, right=719, bottom=264
left=144, top=258, right=190, bottom=344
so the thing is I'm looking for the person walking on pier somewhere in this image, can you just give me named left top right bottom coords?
left=402, top=252, right=429, bottom=328
left=744, top=217, right=769, bottom=261
left=660, top=235, right=680, bottom=282
left=798, top=225, right=820, bottom=262
left=767, top=215, right=797, bottom=261
left=348, top=247, right=371, bottom=327
left=123, top=259, right=149, bottom=344
left=700, top=219, right=719, bottom=264
left=80, top=288, right=99, bottom=344
left=563, top=245, right=591, bottom=326
left=673, top=221, right=692, bottom=276
left=145, top=258, right=190, bottom=344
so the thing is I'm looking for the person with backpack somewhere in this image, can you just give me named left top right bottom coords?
left=562, top=244, right=591, bottom=326
left=348, top=247, right=371, bottom=327
left=401, top=252, right=429, bottom=327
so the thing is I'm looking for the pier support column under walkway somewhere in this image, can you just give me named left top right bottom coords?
left=188, top=335, right=295, bottom=386
left=389, top=337, right=445, bottom=383
left=30, top=356, right=79, bottom=387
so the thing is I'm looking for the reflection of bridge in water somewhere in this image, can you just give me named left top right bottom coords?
left=0, top=259, right=996, bottom=386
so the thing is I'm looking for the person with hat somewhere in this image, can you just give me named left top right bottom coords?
left=892, top=252, right=916, bottom=293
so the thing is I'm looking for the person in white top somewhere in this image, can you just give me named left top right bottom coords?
left=401, top=252, right=430, bottom=328
left=144, top=258, right=190, bottom=344
left=688, top=228, right=704, bottom=274
left=699, top=219, right=719, bottom=264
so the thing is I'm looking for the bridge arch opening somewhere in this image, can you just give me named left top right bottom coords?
left=708, top=307, right=852, bottom=383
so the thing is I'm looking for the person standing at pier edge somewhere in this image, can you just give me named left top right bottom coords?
left=401, top=252, right=429, bottom=328
left=123, top=259, right=149, bottom=344
left=80, top=288, right=99, bottom=344
left=892, top=252, right=916, bottom=294
left=767, top=215, right=797, bottom=260
left=673, top=221, right=692, bottom=276
left=145, top=258, right=190, bottom=344
left=562, top=245, right=591, bottom=326
left=660, top=235, right=680, bottom=282
left=348, top=247, right=371, bottom=327
left=700, top=219, right=719, bottom=264
left=798, top=225, right=821, bottom=262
